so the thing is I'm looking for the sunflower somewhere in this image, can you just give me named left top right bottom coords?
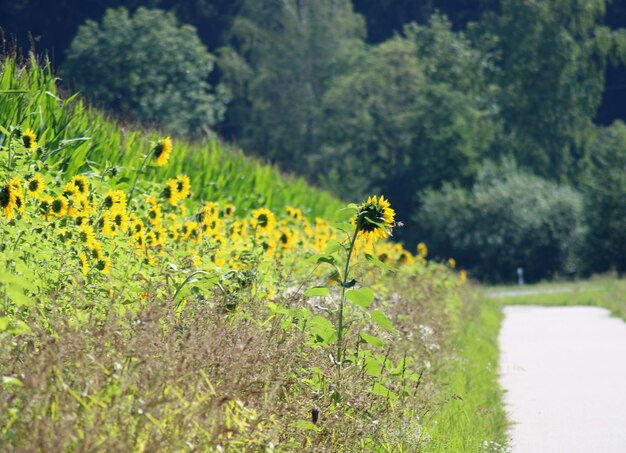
left=354, top=195, right=395, bottom=241
left=222, top=203, right=236, bottom=219
left=278, top=226, right=296, bottom=250
left=417, top=242, right=428, bottom=258
left=130, top=214, right=145, bottom=236
left=175, top=175, right=191, bottom=200
left=146, top=197, right=162, bottom=226
left=96, top=256, right=111, bottom=275
left=153, top=136, right=172, bottom=166
left=70, top=175, right=90, bottom=196
left=111, top=209, right=129, bottom=233
left=103, top=190, right=127, bottom=211
left=78, top=223, right=97, bottom=249
left=50, top=196, right=69, bottom=217
left=0, top=184, right=13, bottom=218
left=286, top=206, right=303, bottom=222
left=251, top=208, right=276, bottom=234
left=91, top=241, right=104, bottom=260
left=164, top=178, right=180, bottom=206
left=22, top=128, right=37, bottom=151
left=26, top=174, right=45, bottom=198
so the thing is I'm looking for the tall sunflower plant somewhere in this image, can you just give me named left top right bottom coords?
left=305, top=195, right=400, bottom=381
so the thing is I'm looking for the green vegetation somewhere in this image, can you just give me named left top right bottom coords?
left=0, top=56, right=505, bottom=451
left=0, top=56, right=342, bottom=218
left=488, top=277, right=626, bottom=321
left=417, top=161, right=585, bottom=282
left=64, top=7, right=227, bottom=134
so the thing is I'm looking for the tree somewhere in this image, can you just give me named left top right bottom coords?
left=580, top=121, right=626, bottom=274
left=318, top=15, right=498, bottom=245
left=218, top=0, right=365, bottom=172
left=417, top=161, right=585, bottom=282
left=484, top=0, right=626, bottom=181
left=64, top=7, right=227, bottom=134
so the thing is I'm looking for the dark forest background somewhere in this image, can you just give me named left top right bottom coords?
left=2, top=0, right=626, bottom=282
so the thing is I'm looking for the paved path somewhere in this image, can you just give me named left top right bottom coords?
left=499, top=305, right=626, bottom=453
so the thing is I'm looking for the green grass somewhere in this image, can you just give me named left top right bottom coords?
left=422, top=289, right=508, bottom=453
left=487, top=276, right=626, bottom=320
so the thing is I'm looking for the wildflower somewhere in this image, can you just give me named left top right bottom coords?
left=354, top=195, right=395, bottom=241
left=251, top=208, right=276, bottom=233
left=417, top=242, right=428, bottom=258
left=22, top=128, right=37, bottom=151
left=26, top=174, right=45, bottom=198
left=153, top=136, right=172, bottom=166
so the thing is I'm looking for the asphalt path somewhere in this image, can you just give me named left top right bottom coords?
left=499, top=305, right=626, bottom=453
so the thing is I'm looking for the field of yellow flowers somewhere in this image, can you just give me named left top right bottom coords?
left=0, top=56, right=504, bottom=452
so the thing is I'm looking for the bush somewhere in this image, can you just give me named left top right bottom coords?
left=417, top=161, right=585, bottom=283
left=581, top=122, right=626, bottom=274
left=64, top=7, right=227, bottom=134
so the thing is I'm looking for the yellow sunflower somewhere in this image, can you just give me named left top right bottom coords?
left=153, top=136, right=172, bottom=166
left=26, top=174, right=45, bottom=198
left=96, top=256, right=112, bottom=274
left=354, top=195, right=395, bottom=241
left=222, top=203, right=236, bottom=219
left=251, top=208, right=276, bottom=234
left=70, top=175, right=90, bottom=196
left=50, top=196, right=69, bottom=218
left=164, top=178, right=180, bottom=206
left=175, top=174, right=191, bottom=200
left=22, top=128, right=37, bottom=152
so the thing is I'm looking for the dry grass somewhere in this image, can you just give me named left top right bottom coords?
left=1, top=265, right=458, bottom=452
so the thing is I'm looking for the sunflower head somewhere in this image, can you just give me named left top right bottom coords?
left=27, top=174, right=45, bottom=198
left=354, top=195, right=395, bottom=241
left=22, top=128, right=37, bottom=152
left=153, top=136, right=172, bottom=166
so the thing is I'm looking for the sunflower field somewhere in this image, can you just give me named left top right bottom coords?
left=0, top=56, right=489, bottom=452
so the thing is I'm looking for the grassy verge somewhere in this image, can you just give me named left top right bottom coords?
left=422, top=288, right=508, bottom=453
left=487, top=276, right=626, bottom=320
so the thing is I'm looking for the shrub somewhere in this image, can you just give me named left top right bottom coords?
left=64, top=7, right=227, bottom=134
left=417, top=161, right=585, bottom=283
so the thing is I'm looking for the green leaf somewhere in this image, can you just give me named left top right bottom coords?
left=0, top=317, right=10, bottom=331
left=324, top=240, right=345, bottom=254
left=346, top=287, right=374, bottom=309
left=370, top=382, right=398, bottom=401
left=359, top=332, right=384, bottom=348
left=371, top=310, right=397, bottom=335
left=290, top=419, right=321, bottom=432
left=364, top=254, right=396, bottom=272
left=305, top=286, right=329, bottom=297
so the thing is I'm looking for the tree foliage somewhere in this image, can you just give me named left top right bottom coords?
left=318, top=15, right=498, bottom=244
left=485, top=0, right=626, bottom=180
left=64, top=7, right=227, bottom=134
left=581, top=121, right=626, bottom=274
left=218, top=0, right=365, bottom=171
left=417, top=161, right=585, bottom=282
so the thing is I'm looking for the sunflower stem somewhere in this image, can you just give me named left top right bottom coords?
left=127, top=152, right=152, bottom=210
left=337, top=214, right=362, bottom=379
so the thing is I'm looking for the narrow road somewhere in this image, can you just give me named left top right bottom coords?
left=499, top=305, right=626, bottom=453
